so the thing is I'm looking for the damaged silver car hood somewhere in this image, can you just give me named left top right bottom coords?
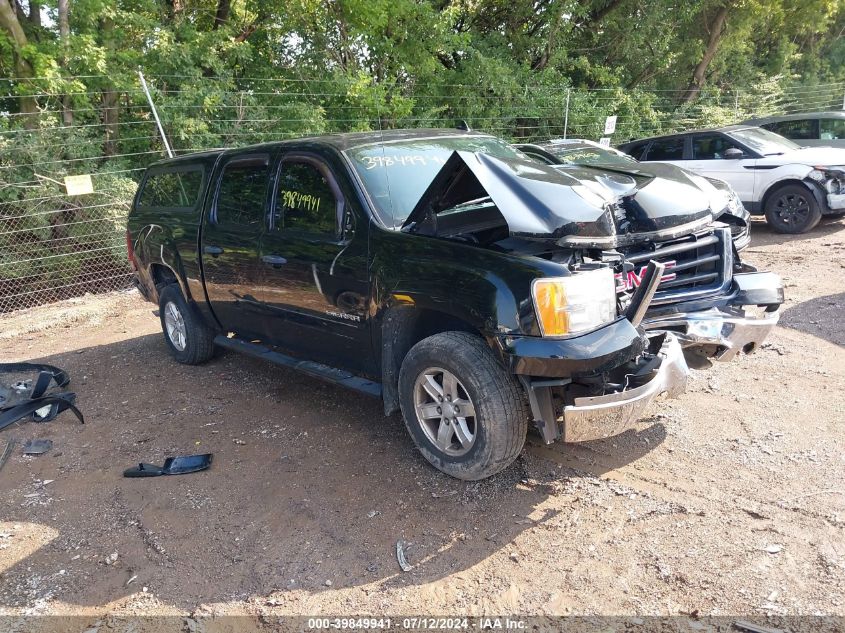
left=401, top=151, right=716, bottom=248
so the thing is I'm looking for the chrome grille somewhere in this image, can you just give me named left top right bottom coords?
left=619, top=228, right=732, bottom=304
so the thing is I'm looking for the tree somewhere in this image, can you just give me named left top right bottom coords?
left=679, top=3, right=731, bottom=105
left=0, top=0, right=37, bottom=126
left=58, top=0, right=71, bottom=125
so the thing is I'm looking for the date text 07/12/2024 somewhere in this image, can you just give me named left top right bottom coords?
left=306, top=617, right=527, bottom=630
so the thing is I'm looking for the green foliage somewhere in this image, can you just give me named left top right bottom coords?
left=0, top=0, right=843, bottom=310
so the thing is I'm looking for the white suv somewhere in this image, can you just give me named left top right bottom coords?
left=619, top=125, right=845, bottom=233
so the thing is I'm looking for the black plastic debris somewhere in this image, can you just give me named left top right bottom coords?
left=123, top=453, right=213, bottom=478
left=0, top=363, right=84, bottom=432
left=22, top=439, right=53, bottom=455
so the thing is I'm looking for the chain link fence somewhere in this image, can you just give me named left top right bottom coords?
left=0, top=190, right=131, bottom=312
left=1, top=75, right=844, bottom=314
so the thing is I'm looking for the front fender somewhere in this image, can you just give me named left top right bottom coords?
left=370, top=228, right=561, bottom=337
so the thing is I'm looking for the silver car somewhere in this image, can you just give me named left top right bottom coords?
left=741, top=111, right=845, bottom=148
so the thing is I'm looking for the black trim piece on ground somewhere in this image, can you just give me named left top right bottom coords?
left=0, top=363, right=84, bottom=432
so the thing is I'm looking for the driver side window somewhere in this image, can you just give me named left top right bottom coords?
left=692, top=135, right=742, bottom=160
left=274, top=160, right=344, bottom=238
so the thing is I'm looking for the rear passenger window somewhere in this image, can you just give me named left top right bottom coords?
left=274, top=160, right=341, bottom=236
left=215, top=157, right=269, bottom=228
left=646, top=138, right=685, bottom=160
left=766, top=119, right=818, bottom=140
left=138, top=169, right=203, bottom=209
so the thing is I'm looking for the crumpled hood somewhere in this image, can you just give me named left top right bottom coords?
left=561, top=159, right=734, bottom=217
left=402, top=151, right=716, bottom=247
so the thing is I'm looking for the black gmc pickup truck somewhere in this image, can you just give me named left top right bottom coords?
left=127, top=128, right=784, bottom=480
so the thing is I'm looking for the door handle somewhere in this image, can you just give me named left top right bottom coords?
left=203, top=245, right=224, bottom=257
left=261, top=255, right=288, bottom=267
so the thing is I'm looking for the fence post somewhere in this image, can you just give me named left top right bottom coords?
left=842, top=88, right=845, bottom=111
left=734, top=91, right=739, bottom=120
left=138, top=69, right=174, bottom=158
left=563, top=88, right=571, bottom=139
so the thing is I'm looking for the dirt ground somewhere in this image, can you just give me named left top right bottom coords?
left=0, top=217, right=844, bottom=626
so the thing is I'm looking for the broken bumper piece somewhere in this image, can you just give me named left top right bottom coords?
left=562, top=333, right=689, bottom=443
left=827, top=192, right=845, bottom=211
left=649, top=307, right=779, bottom=362
left=644, top=272, right=783, bottom=363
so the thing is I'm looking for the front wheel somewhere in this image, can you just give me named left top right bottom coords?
left=764, top=184, right=822, bottom=234
left=158, top=284, right=216, bottom=365
left=398, top=332, right=528, bottom=480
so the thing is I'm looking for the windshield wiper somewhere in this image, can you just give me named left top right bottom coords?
left=442, top=195, right=494, bottom=213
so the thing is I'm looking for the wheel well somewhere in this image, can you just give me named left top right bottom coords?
left=380, top=307, right=483, bottom=415
left=408, top=309, right=478, bottom=342
left=761, top=179, right=820, bottom=212
left=150, top=263, right=178, bottom=291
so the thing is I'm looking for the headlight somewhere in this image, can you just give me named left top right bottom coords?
left=532, top=268, right=617, bottom=337
left=726, top=190, right=744, bottom=215
left=808, top=168, right=830, bottom=184
left=808, top=167, right=844, bottom=194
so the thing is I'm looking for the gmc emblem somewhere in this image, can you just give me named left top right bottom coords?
left=615, top=260, right=677, bottom=292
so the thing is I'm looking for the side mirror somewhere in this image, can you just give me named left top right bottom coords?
left=723, top=148, right=744, bottom=159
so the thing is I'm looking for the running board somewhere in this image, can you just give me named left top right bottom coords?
left=213, top=335, right=382, bottom=398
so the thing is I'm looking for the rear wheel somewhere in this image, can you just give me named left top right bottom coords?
left=398, top=332, right=528, bottom=480
left=764, top=184, right=822, bottom=234
left=158, top=284, right=216, bottom=365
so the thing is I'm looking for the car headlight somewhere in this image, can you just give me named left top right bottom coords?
left=809, top=166, right=845, bottom=192
left=808, top=168, right=831, bottom=184
left=726, top=190, right=744, bottom=215
left=532, top=268, right=617, bottom=337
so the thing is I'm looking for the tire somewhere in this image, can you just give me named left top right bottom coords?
left=764, top=184, right=822, bottom=234
left=158, top=284, right=216, bottom=365
left=398, top=331, right=528, bottom=480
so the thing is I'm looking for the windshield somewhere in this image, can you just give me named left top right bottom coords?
left=544, top=143, right=637, bottom=167
left=726, top=127, right=800, bottom=156
left=345, top=135, right=523, bottom=228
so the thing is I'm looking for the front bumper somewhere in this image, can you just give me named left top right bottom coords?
left=827, top=192, right=845, bottom=211
left=562, top=333, right=689, bottom=442
left=732, top=226, right=751, bottom=252
left=645, top=307, right=779, bottom=362
left=643, top=271, right=783, bottom=363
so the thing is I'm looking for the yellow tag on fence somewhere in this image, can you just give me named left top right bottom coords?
left=64, top=174, right=94, bottom=196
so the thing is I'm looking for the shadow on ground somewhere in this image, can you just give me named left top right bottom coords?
left=780, top=292, right=845, bottom=347
left=0, top=332, right=663, bottom=610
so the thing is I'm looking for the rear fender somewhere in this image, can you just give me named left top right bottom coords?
left=136, top=224, right=192, bottom=303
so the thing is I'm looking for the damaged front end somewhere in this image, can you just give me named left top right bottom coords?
left=405, top=150, right=783, bottom=370
left=611, top=225, right=783, bottom=367
left=404, top=149, right=783, bottom=443
left=517, top=331, right=689, bottom=444
left=508, top=262, right=689, bottom=444
left=560, top=332, right=688, bottom=442
left=640, top=271, right=783, bottom=368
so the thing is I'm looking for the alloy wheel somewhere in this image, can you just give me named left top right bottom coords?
left=774, top=192, right=810, bottom=228
left=413, top=367, right=477, bottom=456
left=163, top=301, right=187, bottom=351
